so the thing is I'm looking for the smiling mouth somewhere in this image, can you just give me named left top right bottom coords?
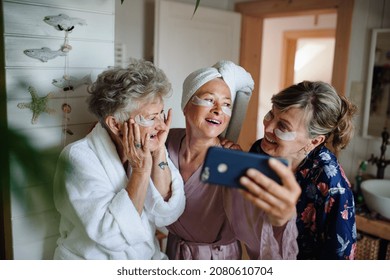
left=264, top=134, right=277, bottom=144
left=206, top=118, right=221, bottom=125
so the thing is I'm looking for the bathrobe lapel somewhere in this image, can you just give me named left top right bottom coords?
left=87, top=123, right=127, bottom=193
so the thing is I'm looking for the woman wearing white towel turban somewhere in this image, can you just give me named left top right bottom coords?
left=165, top=60, right=300, bottom=259
left=53, top=59, right=185, bottom=259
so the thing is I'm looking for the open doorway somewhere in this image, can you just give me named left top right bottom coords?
left=234, top=0, right=354, bottom=151
left=282, top=29, right=335, bottom=88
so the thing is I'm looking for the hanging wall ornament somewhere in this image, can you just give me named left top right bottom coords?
left=44, top=14, right=87, bottom=31
left=40, top=13, right=88, bottom=143
left=61, top=103, right=74, bottom=136
left=17, top=86, right=55, bottom=124
left=52, top=74, right=92, bottom=92
left=59, top=30, right=74, bottom=141
left=23, top=47, right=67, bottom=62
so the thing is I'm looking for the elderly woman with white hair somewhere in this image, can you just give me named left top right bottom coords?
left=53, top=59, right=185, bottom=259
left=165, top=60, right=301, bottom=260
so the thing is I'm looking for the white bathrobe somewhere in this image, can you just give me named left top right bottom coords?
left=53, top=123, right=185, bottom=260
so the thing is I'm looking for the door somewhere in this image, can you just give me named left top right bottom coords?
left=154, top=0, right=241, bottom=129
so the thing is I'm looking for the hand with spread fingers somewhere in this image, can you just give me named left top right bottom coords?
left=122, top=119, right=152, bottom=172
left=238, top=158, right=301, bottom=226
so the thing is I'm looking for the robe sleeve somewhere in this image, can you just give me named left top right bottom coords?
left=143, top=151, right=186, bottom=227
left=223, top=188, right=298, bottom=259
left=258, top=214, right=298, bottom=259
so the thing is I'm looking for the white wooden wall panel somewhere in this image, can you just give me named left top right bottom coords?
left=12, top=211, right=60, bottom=244
left=5, top=37, right=114, bottom=68
left=154, top=0, right=241, bottom=129
left=13, top=236, right=59, bottom=260
left=3, top=0, right=114, bottom=259
left=8, top=123, right=94, bottom=151
left=11, top=185, right=55, bottom=217
left=7, top=0, right=114, bottom=13
left=4, top=2, right=114, bottom=40
left=10, top=126, right=63, bottom=151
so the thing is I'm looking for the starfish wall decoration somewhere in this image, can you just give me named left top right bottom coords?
left=17, top=86, right=55, bottom=124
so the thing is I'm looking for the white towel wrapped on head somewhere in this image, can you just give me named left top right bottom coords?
left=181, top=67, right=222, bottom=110
left=181, top=60, right=254, bottom=142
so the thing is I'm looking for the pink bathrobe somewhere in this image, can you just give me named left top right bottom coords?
left=165, top=128, right=298, bottom=260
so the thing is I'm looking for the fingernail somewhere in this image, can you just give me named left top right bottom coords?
left=269, top=158, right=277, bottom=164
left=240, top=176, right=248, bottom=184
left=247, top=168, right=256, bottom=176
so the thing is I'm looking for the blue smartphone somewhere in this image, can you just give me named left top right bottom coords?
left=200, top=147, right=288, bottom=189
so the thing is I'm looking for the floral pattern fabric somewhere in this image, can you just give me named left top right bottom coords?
left=250, top=140, right=357, bottom=259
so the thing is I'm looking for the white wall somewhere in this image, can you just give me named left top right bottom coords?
left=3, top=0, right=114, bottom=259
left=294, top=38, right=335, bottom=84
left=115, top=0, right=144, bottom=60
left=114, top=0, right=254, bottom=62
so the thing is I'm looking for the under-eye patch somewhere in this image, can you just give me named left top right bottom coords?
left=191, top=96, right=213, bottom=107
left=274, top=128, right=297, bottom=141
left=221, top=106, right=232, bottom=117
left=191, top=96, right=232, bottom=116
left=135, top=114, right=154, bottom=127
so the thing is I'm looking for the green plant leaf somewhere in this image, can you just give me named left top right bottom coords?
left=192, top=0, right=200, bottom=17
left=2, top=122, right=70, bottom=209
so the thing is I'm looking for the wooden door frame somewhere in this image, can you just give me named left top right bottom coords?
left=282, top=28, right=336, bottom=88
left=235, top=0, right=354, bottom=150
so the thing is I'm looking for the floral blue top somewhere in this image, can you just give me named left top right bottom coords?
left=250, top=140, right=357, bottom=259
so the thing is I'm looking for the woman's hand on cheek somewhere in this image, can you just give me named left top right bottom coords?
left=238, top=158, right=301, bottom=226
left=123, top=120, right=153, bottom=173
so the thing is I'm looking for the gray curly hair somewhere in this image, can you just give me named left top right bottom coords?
left=87, top=58, right=171, bottom=123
